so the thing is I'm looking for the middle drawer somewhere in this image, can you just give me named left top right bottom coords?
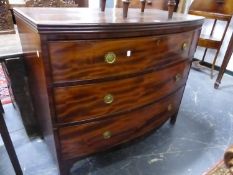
left=53, top=61, right=190, bottom=123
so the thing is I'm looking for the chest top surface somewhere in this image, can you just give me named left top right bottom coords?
left=13, top=8, right=204, bottom=33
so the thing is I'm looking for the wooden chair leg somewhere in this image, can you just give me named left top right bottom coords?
left=215, top=33, right=233, bottom=89
left=0, top=100, right=4, bottom=113
left=170, top=112, right=178, bottom=125
left=211, top=49, right=220, bottom=79
left=0, top=111, right=23, bottom=175
left=201, top=48, right=208, bottom=63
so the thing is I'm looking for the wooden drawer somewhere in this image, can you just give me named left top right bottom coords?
left=49, top=32, right=193, bottom=83
left=53, top=60, right=190, bottom=123
left=59, top=87, right=184, bottom=160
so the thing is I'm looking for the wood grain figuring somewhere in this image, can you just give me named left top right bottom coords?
left=49, top=32, right=192, bottom=83
left=54, top=61, right=190, bottom=123
left=14, top=7, right=203, bottom=175
left=59, top=87, right=185, bottom=160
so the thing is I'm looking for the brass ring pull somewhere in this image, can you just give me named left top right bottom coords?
left=168, top=104, right=172, bottom=112
left=105, top=52, right=116, bottom=64
left=104, top=94, right=114, bottom=104
left=175, top=73, right=182, bottom=82
left=103, top=131, right=112, bottom=139
left=182, top=42, right=187, bottom=50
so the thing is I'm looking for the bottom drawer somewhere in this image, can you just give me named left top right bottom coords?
left=58, top=87, right=185, bottom=160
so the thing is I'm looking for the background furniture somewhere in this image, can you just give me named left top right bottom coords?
left=25, top=0, right=77, bottom=7
left=14, top=6, right=203, bottom=175
left=2, top=57, right=39, bottom=135
left=0, top=101, right=23, bottom=175
left=214, top=32, right=233, bottom=89
left=116, top=0, right=180, bottom=11
left=0, top=0, right=14, bottom=33
left=189, top=0, right=233, bottom=78
left=0, top=33, right=38, bottom=136
left=224, top=145, right=233, bottom=174
left=8, top=0, right=88, bottom=8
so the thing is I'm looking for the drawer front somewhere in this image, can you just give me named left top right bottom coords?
left=59, top=88, right=184, bottom=160
left=49, top=32, right=193, bottom=83
left=53, top=61, right=190, bottom=123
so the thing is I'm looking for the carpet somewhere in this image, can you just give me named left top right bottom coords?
left=203, top=160, right=233, bottom=175
left=0, top=64, right=11, bottom=105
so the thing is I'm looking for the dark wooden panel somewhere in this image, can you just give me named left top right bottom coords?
left=49, top=32, right=192, bottom=83
left=15, top=15, right=59, bottom=166
left=59, top=87, right=184, bottom=160
left=2, top=57, right=39, bottom=136
left=54, top=61, right=190, bottom=123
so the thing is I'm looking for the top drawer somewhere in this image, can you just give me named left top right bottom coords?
left=48, top=32, right=193, bottom=83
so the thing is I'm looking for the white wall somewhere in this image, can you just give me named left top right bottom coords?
left=89, top=0, right=100, bottom=8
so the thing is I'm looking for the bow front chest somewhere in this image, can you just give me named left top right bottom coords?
left=14, top=7, right=204, bottom=175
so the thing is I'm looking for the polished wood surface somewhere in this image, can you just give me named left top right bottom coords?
left=49, top=32, right=192, bottom=83
left=13, top=8, right=203, bottom=32
left=59, top=87, right=184, bottom=160
left=215, top=32, right=233, bottom=89
left=54, top=61, right=190, bottom=124
left=14, top=7, right=203, bottom=175
left=189, top=0, right=233, bottom=78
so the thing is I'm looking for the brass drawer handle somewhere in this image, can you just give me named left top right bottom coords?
left=182, top=42, right=188, bottom=50
left=175, top=73, right=182, bottom=82
left=105, top=52, right=116, bottom=64
left=103, top=131, right=112, bottom=139
left=168, top=104, right=172, bottom=112
left=104, top=94, right=114, bottom=104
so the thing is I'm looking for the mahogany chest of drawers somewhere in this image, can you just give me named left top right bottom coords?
left=14, top=7, right=204, bottom=175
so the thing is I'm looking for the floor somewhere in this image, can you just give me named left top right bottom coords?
left=0, top=68, right=233, bottom=175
